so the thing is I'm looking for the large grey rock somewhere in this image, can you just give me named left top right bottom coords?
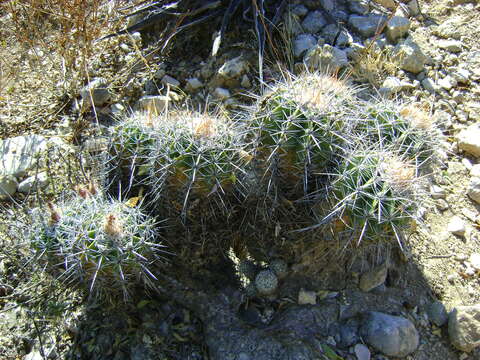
left=185, top=77, right=203, bottom=92
left=18, top=172, right=49, bottom=193
left=290, top=4, right=309, bottom=17
left=360, top=312, right=419, bottom=357
left=304, top=44, right=349, bottom=73
left=302, top=11, right=327, bottom=34
left=373, top=0, right=396, bottom=10
left=213, top=87, right=230, bottom=100
left=385, top=16, right=410, bottom=43
left=80, top=77, right=111, bottom=106
left=348, top=14, right=387, bottom=38
left=319, top=0, right=335, bottom=12
left=0, top=135, right=49, bottom=177
left=359, top=263, right=388, bottom=292
left=218, top=56, right=249, bottom=79
left=427, top=301, right=449, bottom=327
left=468, top=177, right=480, bottom=204
left=0, top=175, right=18, bottom=200
left=321, top=24, right=352, bottom=47
left=448, top=304, right=480, bottom=352
left=161, top=75, right=180, bottom=87
left=457, top=124, right=480, bottom=157
left=293, top=34, right=317, bottom=58
left=394, top=39, right=427, bottom=74
left=348, top=0, right=369, bottom=15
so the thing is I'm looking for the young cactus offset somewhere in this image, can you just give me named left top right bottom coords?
left=30, top=189, right=166, bottom=301
left=147, top=110, right=248, bottom=218
left=247, top=73, right=357, bottom=196
left=329, top=148, right=422, bottom=245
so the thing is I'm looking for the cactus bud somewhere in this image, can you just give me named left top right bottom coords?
left=47, top=202, right=61, bottom=225
left=103, top=214, right=123, bottom=238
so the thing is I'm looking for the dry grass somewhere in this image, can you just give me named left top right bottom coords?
left=3, top=0, right=114, bottom=90
left=349, top=46, right=399, bottom=88
left=0, top=0, right=122, bottom=138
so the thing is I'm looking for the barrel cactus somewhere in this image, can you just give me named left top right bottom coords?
left=255, top=269, right=278, bottom=296
left=355, top=100, right=437, bottom=164
left=246, top=73, right=357, bottom=197
left=146, top=110, right=249, bottom=218
left=29, top=190, right=166, bottom=301
left=107, top=112, right=157, bottom=190
left=329, top=148, right=421, bottom=245
left=269, top=258, right=288, bottom=280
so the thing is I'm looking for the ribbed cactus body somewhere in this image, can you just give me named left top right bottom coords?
left=357, top=101, right=436, bottom=163
left=107, top=114, right=157, bottom=190
left=247, top=73, right=357, bottom=197
left=331, top=149, right=418, bottom=243
left=30, top=193, right=164, bottom=300
left=146, top=111, right=247, bottom=218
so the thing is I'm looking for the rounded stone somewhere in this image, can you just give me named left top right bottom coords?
left=360, top=311, right=419, bottom=357
left=447, top=216, right=466, bottom=237
left=467, top=177, right=480, bottom=205
left=448, top=304, right=480, bottom=352
left=302, top=11, right=327, bottom=34
left=18, top=172, right=49, bottom=193
left=0, top=175, right=18, bottom=200
left=427, top=301, right=449, bottom=327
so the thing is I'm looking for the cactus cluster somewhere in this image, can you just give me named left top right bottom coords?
left=238, top=258, right=288, bottom=298
left=29, top=186, right=165, bottom=301
left=27, top=72, right=441, bottom=302
left=101, top=72, right=438, bottom=248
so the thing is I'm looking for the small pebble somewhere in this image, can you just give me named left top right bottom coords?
left=436, top=199, right=449, bottom=211
left=470, top=164, right=480, bottom=178
left=354, top=343, right=371, bottom=360
left=431, top=185, right=446, bottom=199
left=469, top=253, right=480, bottom=271
left=213, top=87, right=231, bottom=100
left=447, top=216, right=466, bottom=237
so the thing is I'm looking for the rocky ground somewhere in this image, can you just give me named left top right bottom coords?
left=1, top=0, right=480, bottom=359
